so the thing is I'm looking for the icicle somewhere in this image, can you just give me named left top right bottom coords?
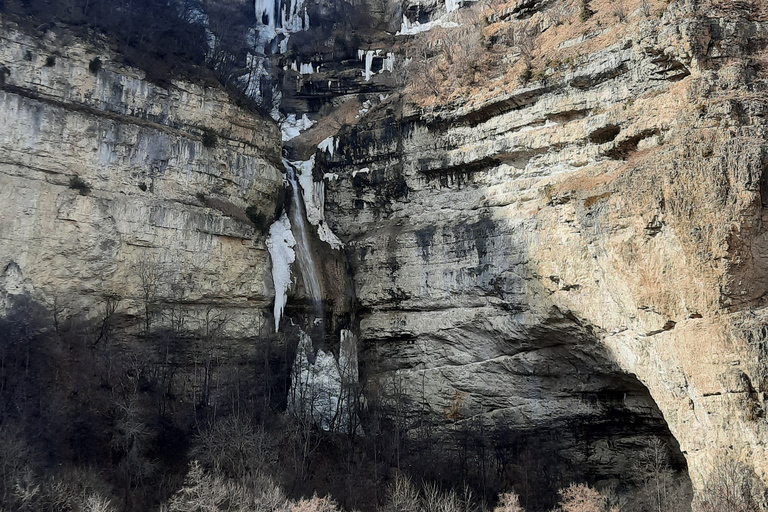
left=364, top=50, right=375, bottom=81
left=381, top=52, right=395, bottom=73
left=446, top=0, right=460, bottom=12
left=318, top=136, right=335, bottom=157
left=266, top=213, right=296, bottom=332
left=255, top=0, right=277, bottom=29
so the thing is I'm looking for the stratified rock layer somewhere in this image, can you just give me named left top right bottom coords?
left=321, top=0, right=768, bottom=493
left=0, top=20, right=283, bottom=335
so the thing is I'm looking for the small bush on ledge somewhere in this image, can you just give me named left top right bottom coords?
left=201, top=128, right=218, bottom=149
left=580, top=0, right=595, bottom=21
left=246, top=205, right=269, bottom=235
left=88, top=57, right=102, bottom=74
left=68, top=175, right=91, bottom=195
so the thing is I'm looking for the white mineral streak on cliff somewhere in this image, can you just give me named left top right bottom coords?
left=266, top=213, right=296, bottom=331
left=445, top=0, right=460, bottom=12
left=288, top=329, right=360, bottom=432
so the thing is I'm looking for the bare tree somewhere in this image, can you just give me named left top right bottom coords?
left=95, top=294, right=121, bottom=346
left=136, top=255, right=164, bottom=336
left=694, top=456, right=766, bottom=512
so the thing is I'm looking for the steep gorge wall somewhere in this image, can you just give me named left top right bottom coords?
left=3, top=0, right=768, bottom=506
left=0, top=19, right=284, bottom=335
left=315, top=0, right=768, bottom=495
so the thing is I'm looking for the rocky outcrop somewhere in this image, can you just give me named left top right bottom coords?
left=4, top=0, right=768, bottom=506
left=0, top=18, right=284, bottom=335
left=316, top=0, right=768, bottom=498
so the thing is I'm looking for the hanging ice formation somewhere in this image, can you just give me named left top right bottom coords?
left=288, top=329, right=361, bottom=433
left=266, top=213, right=296, bottom=331
left=254, top=0, right=309, bottom=50
left=445, top=0, right=460, bottom=12
left=396, top=14, right=460, bottom=35
left=357, top=50, right=396, bottom=80
left=289, top=156, right=343, bottom=250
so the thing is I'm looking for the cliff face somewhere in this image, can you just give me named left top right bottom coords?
left=3, top=0, right=768, bottom=507
left=0, top=20, right=283, bottom=335
left=317, top=0, right=768, bottom=495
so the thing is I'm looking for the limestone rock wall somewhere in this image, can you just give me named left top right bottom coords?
left=0, top=19, right=284, bottom=335
left=319, top=0, right=768, bottom=493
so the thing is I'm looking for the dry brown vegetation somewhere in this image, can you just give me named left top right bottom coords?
left=613, top=128, right=767, bottom=316
left=403, top=0, right=676, bottom=109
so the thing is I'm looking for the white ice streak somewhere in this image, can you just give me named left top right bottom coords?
left=364, top=50, right=376, bottom=81
left=300, top=62, right=314, bottom=74
left=318, top=136, right=337, bottom=157
left=255, top=0, right=310, bottom=52
left=446, top=0, right=460, bottom=12
left=397, top=14, right=460, bottom=35
left=290, top=156, right=343, bottom=249
left=381, top=52, right=395, bottom=73
left=288, top=329, right=360, bottom=433
left=352, top=167, right=370, bottom=178
left=266, top=213, right=296, bottom=332
left=281, top=114, right=316, bottom=141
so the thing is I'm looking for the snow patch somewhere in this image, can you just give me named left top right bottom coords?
left=352, top=167, right=370, bottom=178
left=397, top=15, right=460, bottom=35
left=281, top=114, right=315, bottom=142
left=266, top=213, right=296, bottom=332
left=318, top=136, right=337, bottom=157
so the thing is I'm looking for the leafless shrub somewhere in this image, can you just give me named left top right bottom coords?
left=135, top=255, right=165, bottom=335
left=12, top=466, right=116, bottom=512
left=0, top=423, right=36, bottom=502
left=626, top=439, right=691, bottom=512
left=547, top=2, right=571, bottom=27
left=191, top=415, right=269, bottom=479
left=383, top=473, right=420, bottom=512
left=555, top=484, right=612, bottom=512
left=494, top=492, right=525, bottom=512
left=381, top=474, right=477, bottom=512
left=286, top=494, right=341, bottom=512
left=612, top=1, right=628, bottom=22
left=513, top=22, right=540, bottom=63
left=640, top=0, right=652, bottom=17
left=163, top=461, right=289, bottom=512
left=693, top=456, right=768, bottom=512
left=422, top=483, right=463, bottom=512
